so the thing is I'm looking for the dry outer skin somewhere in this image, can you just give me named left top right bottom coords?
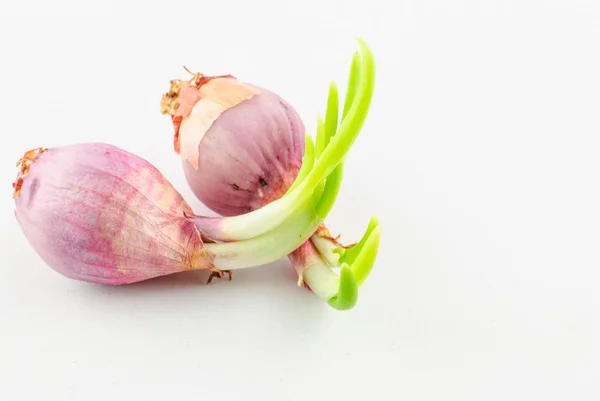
left=316, top=224, right=357, bottom=249
left=12, top=147, right=46, bottom=199
left=161, top=74, right=261, bottom=169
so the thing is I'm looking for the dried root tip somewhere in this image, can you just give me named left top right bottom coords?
left=297, top=272, right=304, bottom=287
left=12, top=147, right=46, bottom=199
left=160, top=68, right=238, bottom=117
left=183, top=66, right=205, bottom=87
left=316, top=224, right=356, bottom=249
left=160, top=79, right=184, bottom=116
left=183, top=66, right=235, bottom=89
left=206, top=268, right=232, bottom=284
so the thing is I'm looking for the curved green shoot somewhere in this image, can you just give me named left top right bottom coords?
left=295, top=38, right=375, bottom=203
left=312, top=80, right=344, bottom=218
left=312, top=81, right=342, bottom=213
left=343, top=51, right=362, bottom=119
left=302, top=216, right=381, bottom=310
left=294, top=41, right=380, bottom=311
left=315, top=163, right=343, bottom=219
left=339, top=216, right=379, bottom=265
left=347, top=224, right=380, bottom=287
left=327, top=264, right=359, bottom=310
left=290, top=80, right=339, bottom=196
left=285, top=134, right=315, bottom=195
left=315, top=114, right=327, bottom=160
left=322, top=81, right=339, bottom=157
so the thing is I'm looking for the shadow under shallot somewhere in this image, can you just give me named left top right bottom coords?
left=55, top=259, right=340, bottom=340
left=119, top=259, right=299, bottom=292
left=80, top=257, right=328, bottom=313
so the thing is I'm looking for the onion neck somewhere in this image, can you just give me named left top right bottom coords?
left=201, top=197, right=322, bottom=270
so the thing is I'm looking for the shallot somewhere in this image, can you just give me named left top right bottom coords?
left=13, top=41, right=374, bottom=310
left=160, top=39, right=380, bottom=309
left=160, top=72, right=305, bottom=216
left=13, top=144, right=215, bottom=285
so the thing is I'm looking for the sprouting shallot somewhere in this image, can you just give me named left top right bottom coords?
left=13, top=40, right=373, bottom=308
left=160, top=39, right=380, bottom=309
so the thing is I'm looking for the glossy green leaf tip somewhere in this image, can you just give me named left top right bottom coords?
left=285, top=134, right=315, bottom=195
left=328, top=263, right=359, bottom=310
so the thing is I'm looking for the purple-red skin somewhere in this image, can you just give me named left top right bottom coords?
left=13, top=143, right=212, bottom=285
left=286, top=240, right=319, bottom=290
left=180, top=86, right=305, bottom=216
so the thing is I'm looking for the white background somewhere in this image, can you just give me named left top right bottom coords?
left=0, top=1, right=598, bottom=400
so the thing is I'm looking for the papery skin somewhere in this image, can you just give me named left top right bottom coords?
left=164, top=76, right=306, bottom=216
left=13, top=143, right=212, bottom=285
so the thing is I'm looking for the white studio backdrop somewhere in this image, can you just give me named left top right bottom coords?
left=0, top=1, right=598, bottom=400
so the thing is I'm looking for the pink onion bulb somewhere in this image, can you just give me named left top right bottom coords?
left=12, top=143, right=214, bottom=285
left=160, top=73, right=349, bottom=287
left=159, top=38, right=381, bottom=310
left=160, top=74, right=305, bottom=216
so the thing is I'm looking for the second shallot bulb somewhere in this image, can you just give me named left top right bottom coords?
left=160, top=74, right=305, bottom=216
left=12, top=143, right=213, bottom=285
left=161, top=39, right=382, bottom=310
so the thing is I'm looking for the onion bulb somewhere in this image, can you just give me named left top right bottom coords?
left=160, top=39, right=381, bottom=310
left=14, top=44, right=372, bottom=311
left=160, top=72, right=305, bottom=216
